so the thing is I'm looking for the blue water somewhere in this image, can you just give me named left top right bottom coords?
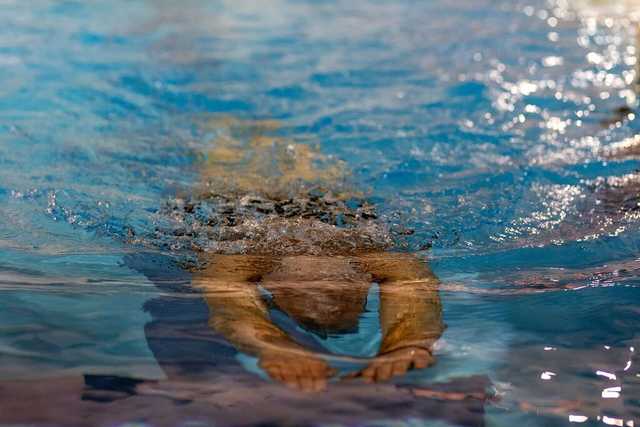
left=2, top=0, right=640, bottom=426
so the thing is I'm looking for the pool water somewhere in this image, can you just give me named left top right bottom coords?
left=2, top=0, right=640, bottom=426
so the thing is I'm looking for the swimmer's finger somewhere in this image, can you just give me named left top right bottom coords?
left=312, top=380, right=324, bottom=392
left=375, top=363, right=393, bottom=382
left=392, top=360, right=410, bottom=376
left=361, top=365, right=376, bottom=383
left=268, top=365, right=285, bottom=382
left=291, top=361, right=305, bottom=376
left=413, top=352, right=434, bottom=370
left=316, top=376, right=328, bottom=392
left=413, top=358, right=428, bottom=369
left=340, top=365, right=377, bottom=382
left=296, top=375, right=310, bottom=392
left=282, top=370, right=299, bottom=389
left=311, top=373, right=327, bottom=392
left=263, top=367, right=282, bottom=381
left=345, top=363, right=378, bottom=380
left=300, top=375, right=315, bottom=392
left=305, top=360, right=328, bottom=381
left=308, top=360, right=325, bottom=375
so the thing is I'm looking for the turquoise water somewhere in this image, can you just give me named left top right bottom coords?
left=2, top=0, right=640, bottom=426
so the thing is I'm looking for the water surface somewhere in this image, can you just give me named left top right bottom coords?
left=2, top=0, right=640, bottom=426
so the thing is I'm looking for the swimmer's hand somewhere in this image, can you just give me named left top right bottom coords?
left=259, top=348, right=335, bottom=392
left=346, top=346, right=434, bottom=383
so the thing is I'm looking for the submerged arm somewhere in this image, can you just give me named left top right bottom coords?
left=346, top=252, right=443, bottom=382
left=359, top=252, right=444, bottom=354
left=192, top=255, right=301, bottom=355
left=193, top=254, right=334, bottom=391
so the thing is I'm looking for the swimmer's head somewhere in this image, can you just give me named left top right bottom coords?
left=269, top=282, right=370, bottom=338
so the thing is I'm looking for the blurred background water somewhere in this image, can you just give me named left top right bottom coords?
left=2, top=0, right=640, bottom=425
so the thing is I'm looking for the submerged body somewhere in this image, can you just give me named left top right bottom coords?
left=194, top=253, right=442, bottom=391
left=151, top=118, right=445, bottom=391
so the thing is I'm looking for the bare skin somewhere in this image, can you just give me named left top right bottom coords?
left=192, top=252, right=443, bottom=392
left=179, top=118, right=443, bottom=391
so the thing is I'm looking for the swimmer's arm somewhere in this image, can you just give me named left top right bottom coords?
left=193, top=255, right=304, bottom=356
left=357, top=253, right=444, bottom=354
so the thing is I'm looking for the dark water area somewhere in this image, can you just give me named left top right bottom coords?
left=3, top=0, right=640, bottom=426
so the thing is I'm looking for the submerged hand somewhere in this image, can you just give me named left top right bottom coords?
left=259, top=348, right=335, bottom=392
left=349, top=346, right=434, bottom=383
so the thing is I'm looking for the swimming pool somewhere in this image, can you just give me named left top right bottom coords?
left=1, top=0, right=640, bottom=425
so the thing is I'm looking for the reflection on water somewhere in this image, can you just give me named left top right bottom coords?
left=4, top=0, right=640, bottom=426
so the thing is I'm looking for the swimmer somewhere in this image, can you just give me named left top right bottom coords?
left=195, top=252, right=442, bottom=392
left=151, top=118, right=444, bottom=392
